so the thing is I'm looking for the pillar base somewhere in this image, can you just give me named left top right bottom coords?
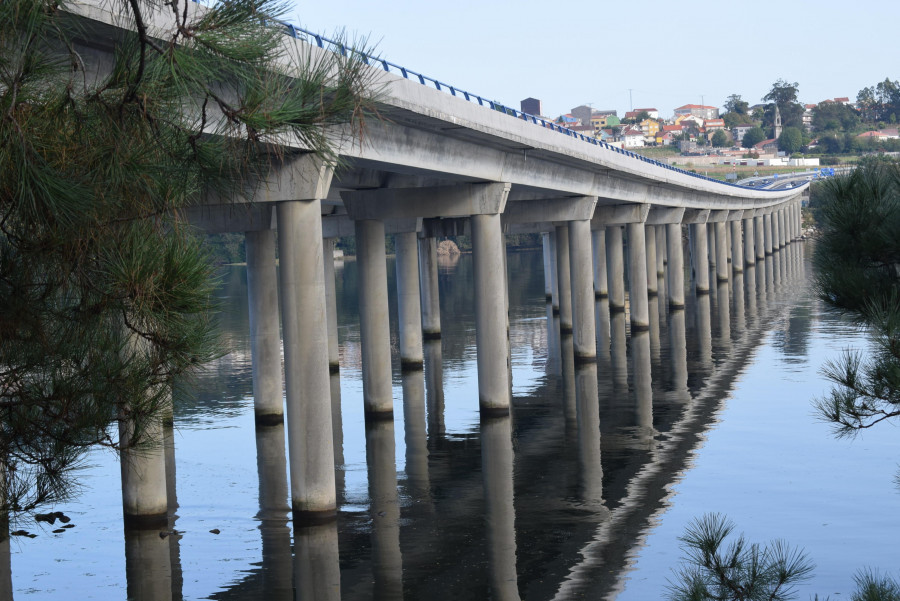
left=594, top=291, right=608, bottom=299
left=545, top=293, right=553, bottom=301
left=609, top=305, right=626, bottom=313
left=364, top=408, right=394, bottom=422
left=631, top=323, right=650, bottom=332
left=574, top=354, right=597, bottom=364
left=716, top=276, right=729, bottom=283
left=552, top=307, right=560, bottom=315
left=696, top=288, right=710, bottom=295
left=329, top=363, right=340, bottom=374
left=254, top=412, right=284, bottom=427
left=669, top=303, right=685, bottom=310
left=400, top=359, right=424, bottom=371
left=560, top=325, right=573, bottom=335
left=647, top=290, right=658, bottom=297
left=123, top=512, right=168, bottom=531
left=480, top=405, right=510, bottom=418
left=423, top=331, right=441, bottom=340
left=292, top=507, right=337, bottom=527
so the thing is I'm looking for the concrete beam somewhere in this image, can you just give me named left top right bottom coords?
left=341, top=182, right=510, bottom=220
left=707, top=210, right=730, bottom=223
left=502, top=196, right=597, bottom=224
left=590, top=203, right=649, bottom=227
left=682, top=209, right=710, bottom=224
left=183, top=203, right=274, bottom=234
left=646, top=206, right=686, bottom=225
left=727, top=210, right=745, bottom=222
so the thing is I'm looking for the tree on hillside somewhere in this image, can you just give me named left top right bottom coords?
left=724, top=94, right=749, bottom=115
left=763, top=79, right=804, bottom=130
left=0, top=0, right=377, bottom=520
left=711, top=129, right=729, bottom=148
left=777, top=126, right=804, bottom=154
left=811, top=101, right=860, bottom=132
left=856, top=78, right=900, bottom=123
left=741, top=126, right=767, bottom=149
left=812, top=158, right=900, bottom=436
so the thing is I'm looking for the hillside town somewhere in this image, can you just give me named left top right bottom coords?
left=519, top=79, right=900, bottom=174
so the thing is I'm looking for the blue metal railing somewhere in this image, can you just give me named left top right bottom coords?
left=256, top=13, right=797, bottom=192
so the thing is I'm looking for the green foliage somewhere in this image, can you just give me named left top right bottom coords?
left=851, top=569, right=900, bottom=601
left=778, top=127, right=804, bottom=154
left=0, top=0, right=376, bottom=519
left=724, top=94, right=750, bottom=115
left=812, top=158, right=900, bottom=435
left=667, top=513, right=814, bottom=601
left=812, top=101, right=860, bottom=132
left=711, top=129, right=729, bottom=148
left=741, top=127, right=767, bottom=149
left=763, top=79, right=804, bottom=130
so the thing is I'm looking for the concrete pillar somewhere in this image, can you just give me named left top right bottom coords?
left=401, top=372, right=431, bottom=502
left=605, top=226, right=626, bottom=312
left=548, top=229, right=560, bottom=312
left=424, top=339, right=445, bottom=440
left=555, top=225, right=573, bottom=333
left=542, top=233, right=553, bottom=302
left=731, top=220, right=744, bottom=274
left=691, top=223, right=710, bottom=294
left=245, top=230, right=284, bottom=425
left=772, top=210, right=781, bottom=250
left=645, top=224, right=658, bottom=296
left=120, top=412, right=168, bottom=527
left=764, top=213, right=774, bottom=255
left=755, top=215, right=765, bottom=260
left=322, top=238, right=340, bottom=374
left=568, top=219, right=597, bottom=362
left=743, top=218, right=755, bottom=268
left=707, top=222, right=716, bottom=267
left=715, top=221, right=729, bottom=282
left=778, top=209, right=787, bottom=247
left=575, top=363, right=604, bottom=506
left=125, top=528, right=173, bottom=600
left=631, top=331, right=654, bottom=434
left=592, top=228, right=608, bottom=298
left=472, top=213, right=512, bottom=415
left=294, top=523, right=341, bottom=601
left=277, top=199, right=337, bottom=521
left=355, top=219, right=393, bottom=417
left=417, top=236, right=441, bottom=339
left=626, top=222, right=650, bottom=331
left=655, top=225, right=667, bottom=277
left=609, top=310, right=628, bottom=392
left=254, top=423, right=293, bottom=599
left=666, top=223, right=685, bottom=309
left=395, top=232, right=424, bottom=370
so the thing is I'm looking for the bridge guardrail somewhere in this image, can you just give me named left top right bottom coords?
left=240, top=8, right=798, bottom=193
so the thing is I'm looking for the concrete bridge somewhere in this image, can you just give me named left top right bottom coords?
left=64, top=0, right=806, bottom=532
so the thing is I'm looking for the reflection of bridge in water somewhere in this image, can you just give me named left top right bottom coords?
left=12, top=2, right=812, bottom=598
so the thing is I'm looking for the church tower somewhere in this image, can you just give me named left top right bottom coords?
left=774, top=105, right=783, bottom=139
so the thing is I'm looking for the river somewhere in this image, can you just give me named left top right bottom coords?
left=9, top=242, right=900, bottom=599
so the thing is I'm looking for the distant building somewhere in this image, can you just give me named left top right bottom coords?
left=857, top=129, right=900, bottom=140
left=520, top=97, right=542, bottom=116
left=622, top=126, right=645, bottom=148
left=732, top=123, right=755, bottom=143
left=624, top=107, right=659, bottom=120
left=639, top=118, right=660, bottom=139
left=674, top=104, right=719, bottom=120
left=571, top=105, right=593, bottom=126
left=753, top=138, right=779, bottom=154
left=592, top=109, right=618, bottom=117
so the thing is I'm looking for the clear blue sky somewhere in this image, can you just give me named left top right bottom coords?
left=287, top=0, right=899, bottom=119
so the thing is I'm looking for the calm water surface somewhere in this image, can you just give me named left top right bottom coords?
left=9, top=243, right=900, bottom=599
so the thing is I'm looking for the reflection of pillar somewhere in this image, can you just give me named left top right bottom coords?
left=481, top=417, right=521, bottom=601
left=745, top=265, right=758, bottom=323
left=472, top=213, right=511, bottom=414
left=626, top=222, right=650, bottom=331
left=546, top=303, right=561, bottom=376
left=715, top=221, right=729, bottom=282
left=366, top=420, right=403, bottom=600
left=162, top=415, right=182, bottom=599
left=668, top=309, right=688, bottom=395
left=606, top=226, right=626, bottom=313
left=667, top=223, right=685, bottom=309
left=592, top=229, right=608, bottom=298
left=356, top=219, right=393, bottom=417
left=610, top=310, right=628, bottom=393
left=742, top=218, right=755, bottom=268
left=125, top=528, right=173, bottom=601
left=246, top=229, right=285, bottom=422
left=691, top=223, right=710, bottom=294
left=764, top=213, right=774, bottom=255
left=402, top=372, right=431, bottom=502
left=423, top=339, right=445, bottom=441
left=645, top=224, right=658, bottom=296
left=294, top=522, right=341, bottom=601
left=648, top=295, right=661, bottom=368
left=0, top=531, right=8, bottom=601
left=716, top=281, right=731, bottom=346
left=555, top=225, right=573, bottom=333
left=779, top=209, right=788, bottom=248
left=277, top=199, right=336, bottom=520
left=569, top=219, right=597, bottom=362
left=595, top=296, right=611, bottom=361
left=733, top=271, right=745, bottom=334
left=630, top=331, right=654, bottom=435
left=575, top=364, right=603, bottom=506
left=561, top=332, right=577, bottom=426
left=255, top=423, right=293, bottom=600
left=323, top=237, right=340, bottom=374
left=548, top=230, right=560, bottom=312
left=765, top=255, right=775, bottom=303
left=418, top=236, right=441, bottom=339
left=730, top=220, right=744, bottom=274
left=542, top=233, right=553, bottom=302
left=696, top=293, right=712, bottom=369
left=396, top=232, right=424, bottom=370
